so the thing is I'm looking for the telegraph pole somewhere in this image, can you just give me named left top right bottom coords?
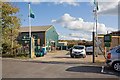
left=28, top=3, right=32, bottom=58
left=92, top=31, right=95, bottom=63
left=93, top=0, right=99, bottom=63
left=95, top=8, right=98, bottom=57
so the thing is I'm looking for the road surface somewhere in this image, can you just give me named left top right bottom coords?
left=2, top=50, right=120, bottom=78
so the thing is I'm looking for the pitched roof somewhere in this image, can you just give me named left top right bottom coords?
left=19, top=25, right=53, bottom=32
left=97, top=34, right=104, bottom=36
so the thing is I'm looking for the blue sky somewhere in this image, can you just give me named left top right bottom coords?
left=12, top=2, right=118, bottom=40
left=15, top=2, right=92, bottom=25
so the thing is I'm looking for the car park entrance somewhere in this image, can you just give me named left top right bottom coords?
left=3, top=50, right=119, bottom=78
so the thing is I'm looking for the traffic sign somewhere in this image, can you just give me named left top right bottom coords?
left=104, top=34, right=111, bottom=42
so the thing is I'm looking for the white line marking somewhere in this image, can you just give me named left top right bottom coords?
left=101, top=66, right=104, bottom=73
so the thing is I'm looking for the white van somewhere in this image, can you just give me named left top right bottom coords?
left=70, top=45, right=86, bottom=58
left=86, top=46, right=93, bottom=54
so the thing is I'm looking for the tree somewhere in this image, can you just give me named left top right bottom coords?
left=0, top=2, right=2, bottom=55
left=1, top=2, right=21, bottom=55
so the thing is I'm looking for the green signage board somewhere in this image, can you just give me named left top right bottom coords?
left=104, top=34, right=111, bottom=42
left=105, top=42, right=110, bottom=47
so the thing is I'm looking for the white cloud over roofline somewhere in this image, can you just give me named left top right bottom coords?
left=59, top=34, right=80, bottom=40
left=58, top=32, right=92, bottom=41
left=69, top=33, right=91, bottom=41
left=52, top=13, right=117, bottom=34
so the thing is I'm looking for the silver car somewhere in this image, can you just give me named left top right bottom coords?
left=106, top=45, right=120, bottom=71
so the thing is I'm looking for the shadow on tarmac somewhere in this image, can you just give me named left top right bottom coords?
left=66, top=66, right=120, bottom=77
left=53, top=56, right=72, bottom=59
left=21, top=60, right=120, bottom=77
left=23, top=60, right=104, bottom=65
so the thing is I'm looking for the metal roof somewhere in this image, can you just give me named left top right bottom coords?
left=19, top=25, right=53, bottom=32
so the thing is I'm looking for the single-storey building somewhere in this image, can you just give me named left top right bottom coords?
left=18, top=25, right=58, bottom=52
left=58, top=41, right=68, bottom=50
left=97, top=31, right=120, bottom=49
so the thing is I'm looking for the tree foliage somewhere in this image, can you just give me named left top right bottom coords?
left=59, top=40, right=93, bottom=46
left=1, top=2, right=21, bottom=54
left=0, top=2, right=2, bottom=54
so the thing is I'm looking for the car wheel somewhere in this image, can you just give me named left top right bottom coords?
left=83, top=55, right=86, bottom=58
left=113, top=62, right=120, bottom=72
left=90, top=52, right=93, bottom=55
left=82, top=54, right=86, bottom=58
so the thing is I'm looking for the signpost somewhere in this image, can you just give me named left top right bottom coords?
left=104, top=34, right=112, bottom=57
left=104, top=34, right=111, bottom=43
left=104, top=34, right=111, bottom=47
left=104, top=42, right=110, bottom=47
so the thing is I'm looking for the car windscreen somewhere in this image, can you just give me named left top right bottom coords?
left=116, top=48, right=120, bottom=53
left=73, top=46, right=84, bottom=49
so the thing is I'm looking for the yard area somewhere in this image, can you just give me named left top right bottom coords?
left=32, top=50, right=105, bottom=65
left=2, top=50, right=119, bottom=79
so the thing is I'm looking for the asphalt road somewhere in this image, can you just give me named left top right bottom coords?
left=2, top=50, right=120, bottom=78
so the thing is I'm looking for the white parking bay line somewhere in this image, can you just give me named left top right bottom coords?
left=101, top=66, right=104, bottom=73
left=101, top=66, right=115, bottom=75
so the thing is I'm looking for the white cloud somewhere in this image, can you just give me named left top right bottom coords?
left=58, top=32, right=92, bottom=41
left=4, top=0, right=41, bottom=4
left=69, top=33, right=92, bottom=41
left=54, top=0, right=79, bottom=6
left=5, top=0, right=120, bottom=2
left=24, top=0, right=40, bottom=2
left=7, top=0, right=79, bottom=6
left=98, top=2, right=119, bottom=15
left=58, top=33, right=80, bottom=40
left=52, top=13, right=77, bottom=23
left=91, top=0, right=119, bottom=15
left=23, top=0, right=41, bottom=4
left=52, top=13, right=116, bottom=34
left=59, top=34, right=80, bottom=40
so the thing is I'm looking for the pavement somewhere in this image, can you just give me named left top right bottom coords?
left=2, top=50, right=120, bottom=78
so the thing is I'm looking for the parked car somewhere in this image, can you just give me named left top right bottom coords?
left=70, top=45, right=86, bottom=58
left=106, top=45, right=120, bottom=71
left=86, top=46, right=93, bottom=55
